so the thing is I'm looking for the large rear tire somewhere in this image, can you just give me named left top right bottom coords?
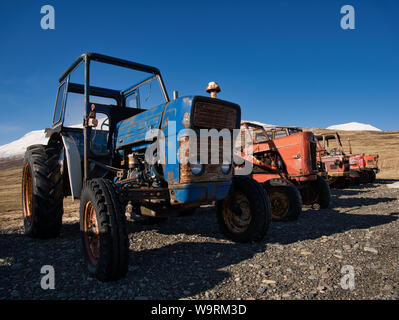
left=80, top=179, right=129, bottom=281
left=216, top=176, right=271, bottom=243
left=370, top=170, right=376, bottom=183
left=300, top=176, right=331, bottom=209
left=263, top=182, right=302, bottom=221
left=22, top=144, right=63, bottom=238
left=348, top=170, right=361, bottom=186
left=367, top=169, right=376, bottom=183
left=313, top=175, right=331, bottom=209
left=359, top=170, right=370, bottom=184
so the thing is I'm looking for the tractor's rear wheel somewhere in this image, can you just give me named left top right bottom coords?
left=348, top=171, right=361, bottom=186
left=312, top=175, right=331, bottom=209
left=264, top=184, right=302, bottom=221
left=26, top=144, right=45, bottom=152
left=80, top=179, right=129, bottom=281
left=331, top=177, right=346, bottom=189
left=22, top=144, right=63, bottom=238
left=216, top=176, right=271, bottom=243
left=300, top=176, right=331, bottom=209
left=369, top=170, right=376, bottom=183
left=366, top=169, right=376, bottom=183
left=359, top=170, right=370, bottom=184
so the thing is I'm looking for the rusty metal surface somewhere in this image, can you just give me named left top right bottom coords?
left=179, top=136, right=232, bottom=184
left=192, top=102, right=237, bottom=129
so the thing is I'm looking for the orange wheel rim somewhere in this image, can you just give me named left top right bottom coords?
left=83, top=201, right=100, bottom=265
left=222, top=191, right=251, bottom=234
left=22, top=163, right=33, bottom=224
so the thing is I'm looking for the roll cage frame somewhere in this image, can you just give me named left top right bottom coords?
left=50, top=52, right=170, bottom=180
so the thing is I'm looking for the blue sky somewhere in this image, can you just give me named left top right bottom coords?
left=0, top=0, right=398, bottom=145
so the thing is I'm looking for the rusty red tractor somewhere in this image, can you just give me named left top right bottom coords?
left=316, top=132, right=378, bottom=185
left=315, top=133, right=356, bottom=188
left=348, top=150, right=379, bottom=184
left=238, top=122, right=331, bottom=221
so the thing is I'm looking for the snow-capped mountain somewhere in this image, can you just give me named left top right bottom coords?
left=327, top=122, right=382, bottom=132
left=0, top=130, right=48, bottom=159
left=0, top=119, right=108, bottom=159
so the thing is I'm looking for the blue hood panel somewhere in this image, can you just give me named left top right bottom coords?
left=116, top=103, right=166, bottom=148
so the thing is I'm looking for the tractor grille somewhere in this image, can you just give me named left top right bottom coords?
left=309, top=141, right=317, bottom=171
left=192, top=102, right=238, bottom=129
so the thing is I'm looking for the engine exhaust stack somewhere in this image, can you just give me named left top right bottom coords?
left=206, top=81, right=220, bottom=98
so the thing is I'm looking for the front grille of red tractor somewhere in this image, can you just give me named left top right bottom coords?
left=309, top=141, right=317, bottom=171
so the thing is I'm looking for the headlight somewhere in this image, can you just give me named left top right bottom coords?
left=220, top=163, right=231, bottom=174
left=190, top=161, right=204, bottom=176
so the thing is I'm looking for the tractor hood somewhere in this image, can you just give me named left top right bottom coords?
left=115, top=95, right=241, bottom=150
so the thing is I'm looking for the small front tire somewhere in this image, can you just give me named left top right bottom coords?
left=80, top=179, right=129, bottom=281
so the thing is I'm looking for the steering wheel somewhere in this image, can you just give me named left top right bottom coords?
left=100, top=117, right=110, bottom=131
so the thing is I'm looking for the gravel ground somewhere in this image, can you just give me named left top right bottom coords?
left=0, top=180, right=398, bottom=300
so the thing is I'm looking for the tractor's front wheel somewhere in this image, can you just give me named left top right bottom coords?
left=80, top=179, right=129, bottom=281
left=22, top=144, right=63, bottom=238
left=216, top=176, right=271, bottom=243
left=264, top=182, right=302, bottom=221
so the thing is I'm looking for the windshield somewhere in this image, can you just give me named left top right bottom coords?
left=254, top=129, right=268, bottom=143
left=122, top=75, right=166, bottom=109
left=288, top=128, right=301, bottom=134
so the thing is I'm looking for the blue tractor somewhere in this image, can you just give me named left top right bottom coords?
left=21, top=53, right=271, bottom=281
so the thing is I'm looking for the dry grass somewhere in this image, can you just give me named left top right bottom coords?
left=0, top=159, right=23, bottom=228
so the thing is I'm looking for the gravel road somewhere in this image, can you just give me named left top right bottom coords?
left=1, top=180, right=398, bottom=300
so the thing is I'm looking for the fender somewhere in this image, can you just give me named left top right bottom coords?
left=263, top=177, right=294, bottom=187
left=61, top=135, right=82, bottom=200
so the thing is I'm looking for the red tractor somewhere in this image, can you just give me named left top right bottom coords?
left=346, top=138, right=379, bottom=183
left=238, top=122, right=331, bottom=221
left=315, top=133, right=357, bottom=188
left=316, top=132, right=378, bottom=185
left=348, top=153, right=378, bottom=183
